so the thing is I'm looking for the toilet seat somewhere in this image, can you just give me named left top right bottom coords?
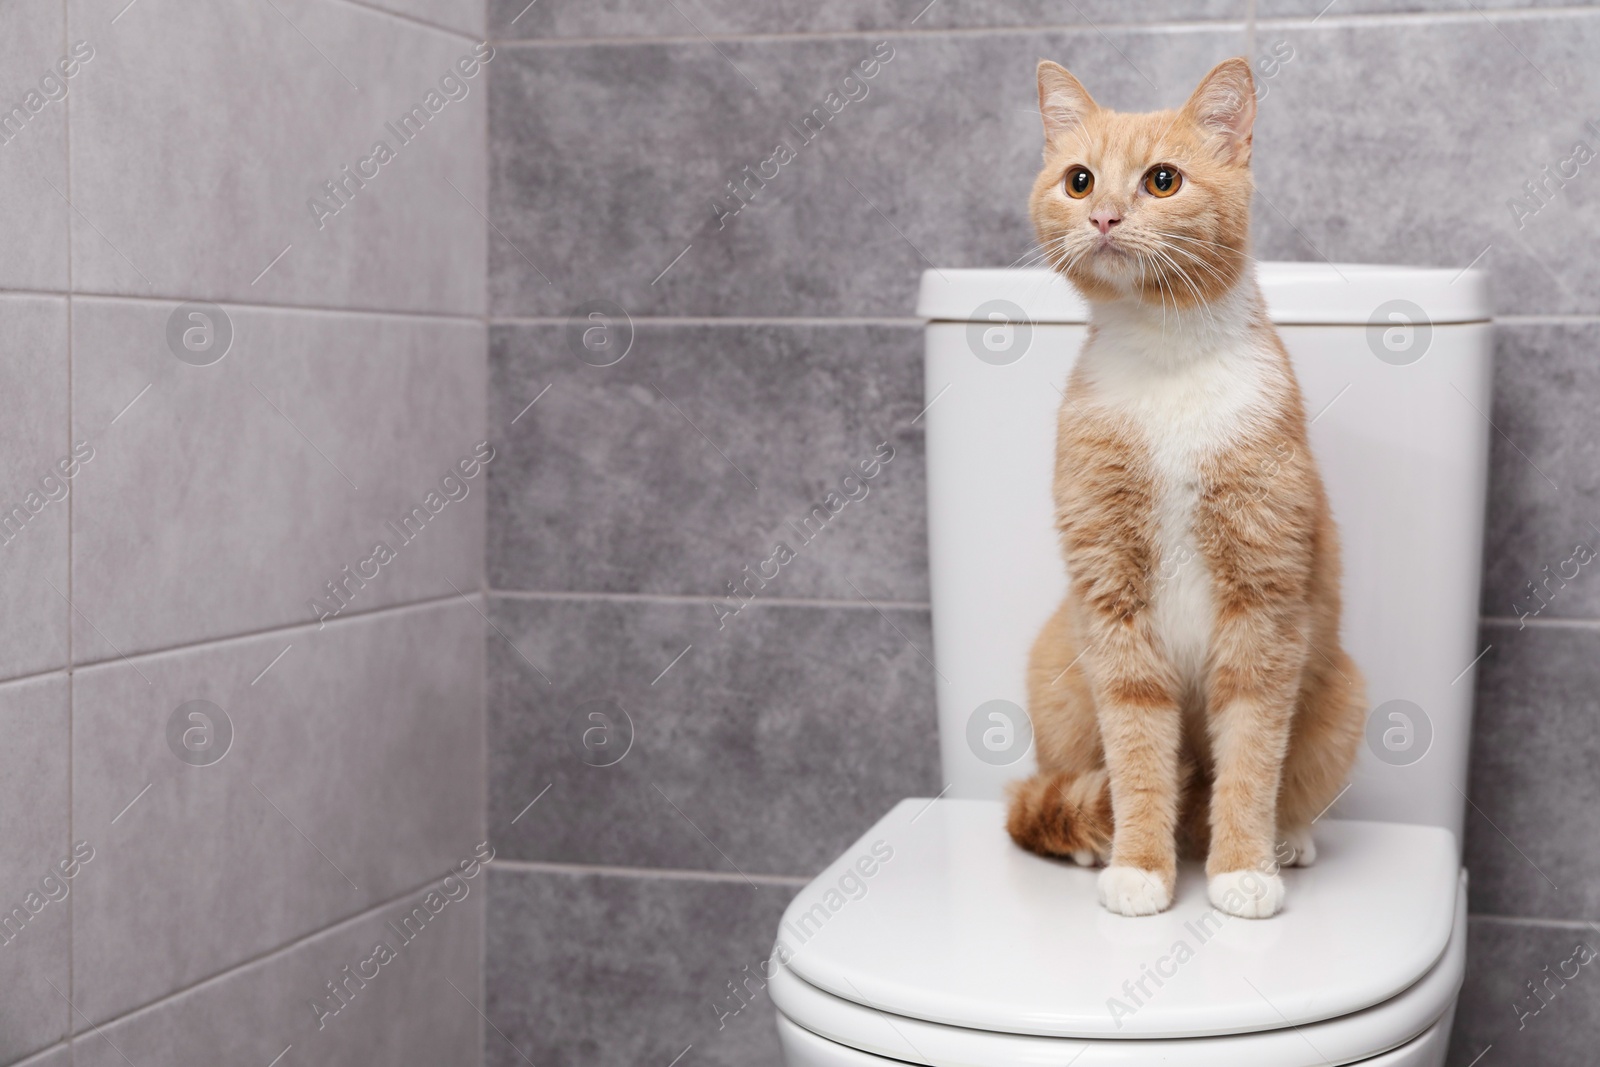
left=769, top=799, right=1465, bottom=1066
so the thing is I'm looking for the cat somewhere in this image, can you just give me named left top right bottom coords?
left=1004, top=57, right=1366, bottom=919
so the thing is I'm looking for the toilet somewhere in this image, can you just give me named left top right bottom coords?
left=769, top=263, right=1493, bottom=1066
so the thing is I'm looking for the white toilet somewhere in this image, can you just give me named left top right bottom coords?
left=769, top=263, right=1493, bottom=1066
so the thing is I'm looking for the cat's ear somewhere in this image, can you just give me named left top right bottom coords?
left=1182, top=57, right=1255, bottom=165
left=1037, top=61, right=1098, bottom=148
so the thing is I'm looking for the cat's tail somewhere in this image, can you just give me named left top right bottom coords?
left=1005, top=767, right=1112, bottom=863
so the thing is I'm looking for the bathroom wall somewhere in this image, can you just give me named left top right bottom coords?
left=485, top=2, right=1600, bottom=1065
left=0, top=0, right=489, bottom=1064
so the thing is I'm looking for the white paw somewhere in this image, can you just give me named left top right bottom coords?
left=1279, top=827, right=1317, bottom=868
left=1070, top=849, right=1100, bottom=867
left=1209, top=869, right=1286, bottom=919
left=1098, top=866, right=1172, bottom=916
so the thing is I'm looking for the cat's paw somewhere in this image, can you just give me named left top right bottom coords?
left=1209, top=869, right=1286, bottom=918
left=1278, top=827, right=1317, bottom=868
left=1070, top=848, right=1104, bottom=867
left=1097, top=866, right=1172, bottom=916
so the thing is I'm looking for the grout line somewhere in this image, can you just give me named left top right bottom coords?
left=0, top=287, right=484, bottom=325
left=491, top=314, right=923, bottom=327
left=486, top=4, right=1600, bottom=48
left=1466, top=912, right=1600, bottom=931
left=491, top=18, right=1243, bottom=48
left=1257, top=3, right=1600, bottom=30
left=69, top=861, right=482, bottom=1038
left=1497, top=314, right=1600, bottom=325
left=68, top=590, right=481, bottom=674
left=1481, top=615, right=1600, bottom=632
left=493, top=858, right=810, bottom=886
left=324, top=0, right=484, bottom=43
left=63, top=0, right=75, bottom=1033
left=489, top=589, right=932, bottom=611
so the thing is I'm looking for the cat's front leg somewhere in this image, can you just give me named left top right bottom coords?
left=1203, top=612, right=1307, bottom=919
left=1084, top=623, right=1184, bottom=916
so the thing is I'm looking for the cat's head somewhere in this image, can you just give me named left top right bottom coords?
left=1029, top=57, right=1255, bottom=309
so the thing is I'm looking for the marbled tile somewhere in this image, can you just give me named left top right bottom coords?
left=488, top=321, right=925, bottom=599
left=0, top=295, right=68, bottom=680
left=1448, top=916, right=1600, bottom=1067
left=486, top=865, right=794, bottom=1067
left=1479, top=324, right=1600, bottom=623
left=487, top=596, right=940, bottom=876
left=69, top=0, right=486, bottom=313
left=1250, top=11, right=1600, bottom=316
left=71, top=298, right=484, bottom=659
left=75, top=879, right=482, bottom=1066
left=72, top=600, right=484, bottom=1023
left=1466, top=621, right=1600, bottom=920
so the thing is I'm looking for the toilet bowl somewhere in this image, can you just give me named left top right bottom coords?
left=771, top=264, right=1493, bottom=1066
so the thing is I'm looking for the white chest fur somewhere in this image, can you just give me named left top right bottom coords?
left=1077, top=288, right=1282, bottom=683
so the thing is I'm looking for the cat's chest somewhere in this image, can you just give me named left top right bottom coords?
left=1077, top=338, right=1280, bottom=673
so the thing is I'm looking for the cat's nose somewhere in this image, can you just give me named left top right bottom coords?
left=1090, top=208, right=1122, bottom=235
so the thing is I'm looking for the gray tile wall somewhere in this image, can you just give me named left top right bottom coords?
left=0, top=0, right=489, bottom=1063
left=485, top=5, right=1600, bottom=1067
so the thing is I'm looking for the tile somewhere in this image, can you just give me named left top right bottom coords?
left=72, top=600, right=485, bottom=1024
left=10, top=1046, right=69, bottom=1067
left=487, top=596, right=940, bottom=875
left=71, top=298, right=485, bottom=659
left=1262, top=0, right=1574, bottom=14
left=75, top=876, right=483, bottom=1066
left=488, top=27, right=1244, bottom=316
left=366, top=0, right=486, bottom=37
left=0, top=296, right=68, bottom=680
left=1466, top=622, right=1600, bottom=921
left=0, top=675, right=70, bottom=1063
left=1249, top=12, right=1600, bottom=315
left=0, top=0, right=70, bottom=290
left=1479, top=324, right=1600, bottom=623
left=489, top=0, right=1245, bottom=39
left=487, top=321, right=926, bottom=599
left=68, top=0, right=487, bottom=314
left=486, top=865, right=793, bottom=1067
left=1448, top=916, right=1600, bottom=1067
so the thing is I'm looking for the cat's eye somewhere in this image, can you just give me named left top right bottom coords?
left=1064, top=166, right=1094, bottom=199
left=1144, top=165, right=1182, bottom=198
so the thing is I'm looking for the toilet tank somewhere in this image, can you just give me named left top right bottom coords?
left=918, top=264, right=1493, bottom=844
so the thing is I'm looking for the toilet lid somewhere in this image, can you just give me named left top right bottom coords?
left=774, top=799, right=1458, bottom=1040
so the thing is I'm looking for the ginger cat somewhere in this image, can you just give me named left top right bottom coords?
left=1005, top=57, right=1366, bottom=919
